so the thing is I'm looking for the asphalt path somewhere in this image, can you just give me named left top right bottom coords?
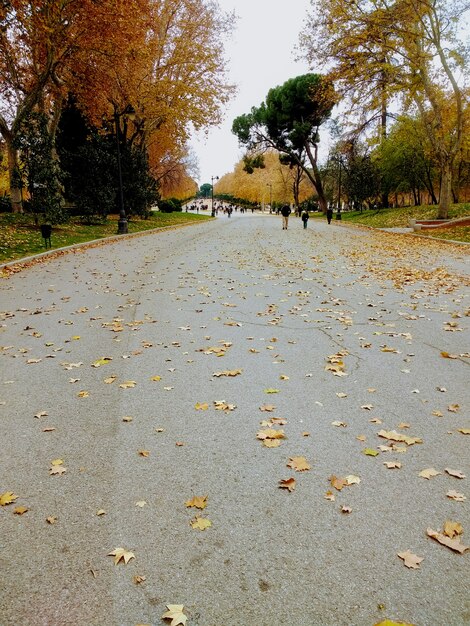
left=1, top=213, right=469, bottom=626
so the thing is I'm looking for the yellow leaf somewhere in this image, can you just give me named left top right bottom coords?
left=443, top=520, right=463, bottom=538
left=264, top=388, right=280, bottom=394
left=378, top=429, right=422, bottom=445
left=195, top=402, right=209, bottom=410
left=151, top=375, right=162, bottom=381
left=458, top=428, right=470, bottom=434
left=138, top=450, right=149, bottom=457
left=190, top=516, right=212, bottom=530
left=257, top=428, right=285, bottom=440
left=103, top=376, right=117, bottom=384
left=92, top=357, right=112, bottom=367
left=51, top=459, right=63, bottom=465
left=0, top=491, right=19, bottom=506
left=263, top=439, right=282, bottom=448
left=77, top=390, right=89, bottom=398
left=161, top=604, right=187, bottom=626
left=363, top=448, right=379, bottom=457
left=13, top=506, right=28, bottom=515
left=375, top=621, right=415, bottom=626
left=108, top=547, right=135, bottom=564
left=287, top=456, right=311, bottom=472
left=185, top=495, right=207, bottom=510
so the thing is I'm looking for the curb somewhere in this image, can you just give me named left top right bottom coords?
left=334, top=220, right=470, bottom=247
left=0, top=219, right=211, bottom=275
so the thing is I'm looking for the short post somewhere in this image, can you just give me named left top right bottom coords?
left=40, top=224, right=52, bottom=249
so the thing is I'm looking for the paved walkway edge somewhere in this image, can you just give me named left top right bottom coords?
left=336, top=220, right=470, bottom=246
left=0, top=219, right=210, bottom=275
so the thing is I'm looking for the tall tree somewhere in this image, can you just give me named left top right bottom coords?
left=301, top=0, right=469, bottom=217
left=232, top=74, right=336, bottom=212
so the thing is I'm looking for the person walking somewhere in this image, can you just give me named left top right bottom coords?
left=301, top=209, right=309, bottom=229
left=281, top=204, right=291, bottom=229
left=326, top=207, right=333, bottom=224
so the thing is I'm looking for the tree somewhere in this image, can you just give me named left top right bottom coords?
left=0, top=0, right=144, bottom=212
left=232, top=74, right=337, bottom=212
left=14, top=112, right=64, bottom=224
left=300, top=0, right=469, bottom=217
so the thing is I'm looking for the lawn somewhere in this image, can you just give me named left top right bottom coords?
left=310, top=203, right=470, bottom=242
left=0, top=211, right=211, bottom=264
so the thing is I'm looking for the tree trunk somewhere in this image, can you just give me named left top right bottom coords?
left=437, top=160, right=452, bottom=219
left=6, top=137, right=23, bottom=213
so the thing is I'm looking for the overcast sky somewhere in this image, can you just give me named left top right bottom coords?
left=190, top=0, right=313, bottom=186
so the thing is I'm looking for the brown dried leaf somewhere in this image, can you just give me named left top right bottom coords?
left=397, top=550, right=423, bottom=569
left=445, top=468, right=465, bottom=479
left=279, top=478, right=296, bottom=492
left=427, top=528, right=468, bottom=553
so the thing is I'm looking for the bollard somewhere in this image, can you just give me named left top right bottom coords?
left=40, top=224, right=52, bottom=249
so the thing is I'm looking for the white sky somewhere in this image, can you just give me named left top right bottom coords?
left=191, top=0, right=313, bottom=186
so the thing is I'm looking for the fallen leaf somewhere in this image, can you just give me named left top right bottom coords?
left=34, top=411, right=48, bottom=419
left=356, top=435, right=366, bottom=442
left=324, top=491, right=335, bottom=501
left=13, top=506, right=28, bottom=515
left=330, top=475, right=347, bottom=491
left=447, top=490, right=466, bottom=502
left=448, top=404, right=460, bottom=413
left=77, top=390, right=89, bottom=398
left=257, top=428, right=285, bottom=440
left=135, top=501, right=147, bottom=508
left=119, top=381, right=137, bottom=389
left=213, top=369, right=242, bottom=377
left=443, top=519, right=463, bottom=539
left=264, top=388, right=280, bottom=394
left=336, top=392, right=348, bottom=398
left=42, top=427, right=56, bottom=432
left=122, top=416, right=133, bottom=422
left=92, top=357, right=112, bottom=367
left=279, top=478, right=296, bottom=492
left=345, top=475, right=361, bottom=485
left=46, top=516, right=57, bottom=524
left=190, top=516, right=212, bottom=530
left=397, top=550, right=423, bottom=569
left=332, top=421, right=347, bottom=427
left=363, top=448, right=379, bottom=457
left=441, top=351, right=458, bottom=359
left=161, top=604, right=187, bottom=626
left=427, top=528, right=468, bottom=553
left=260, top=404, right=276, bottom=412
left=457, top=428, right=470, bottom=435
left=419, top=468, right=440, bottom=480
left=361, top=404, right=374, bottom=411
left=185, top=495, right=207, bottom=510
left=263, top=439, right=282, bottom=448
left=138, top=450, right=149, bottom=457
left=49, top=465, right=67, bottom=475
left=445, top=468, right=465, bottom=479
left=108, top=547, right=135, bottom=564
left=384, top=461, right=402, bottom=469
left=96, top=509, right=106, bottom=516
left=287, top=457, right=311, bottom=472
left=195, top=402, right=209, bottom=410
left=374, top=620, right=415, bottom=626
left=378, top=429, right=422, bottom=445
left=133, top=575, right=146, bottom=584
left=103, top=376, right=117, bottom=384
left=151, top=375, right=162, bottom=381
left=341, top=505, right=352, bottom=514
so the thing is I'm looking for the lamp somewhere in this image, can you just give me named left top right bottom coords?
left=211, top=175, right=219, bottom=217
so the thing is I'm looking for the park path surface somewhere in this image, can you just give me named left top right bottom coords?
left=0, top=213, right=469, bottom=626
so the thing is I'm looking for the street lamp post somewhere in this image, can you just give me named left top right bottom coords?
left=211, top=176, right=219, bottom=217
left=336, top=157, right=342, bottom=220
left=267, top=183, right=273, bottom=213
left=115, top=105, right=136, bottom=234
